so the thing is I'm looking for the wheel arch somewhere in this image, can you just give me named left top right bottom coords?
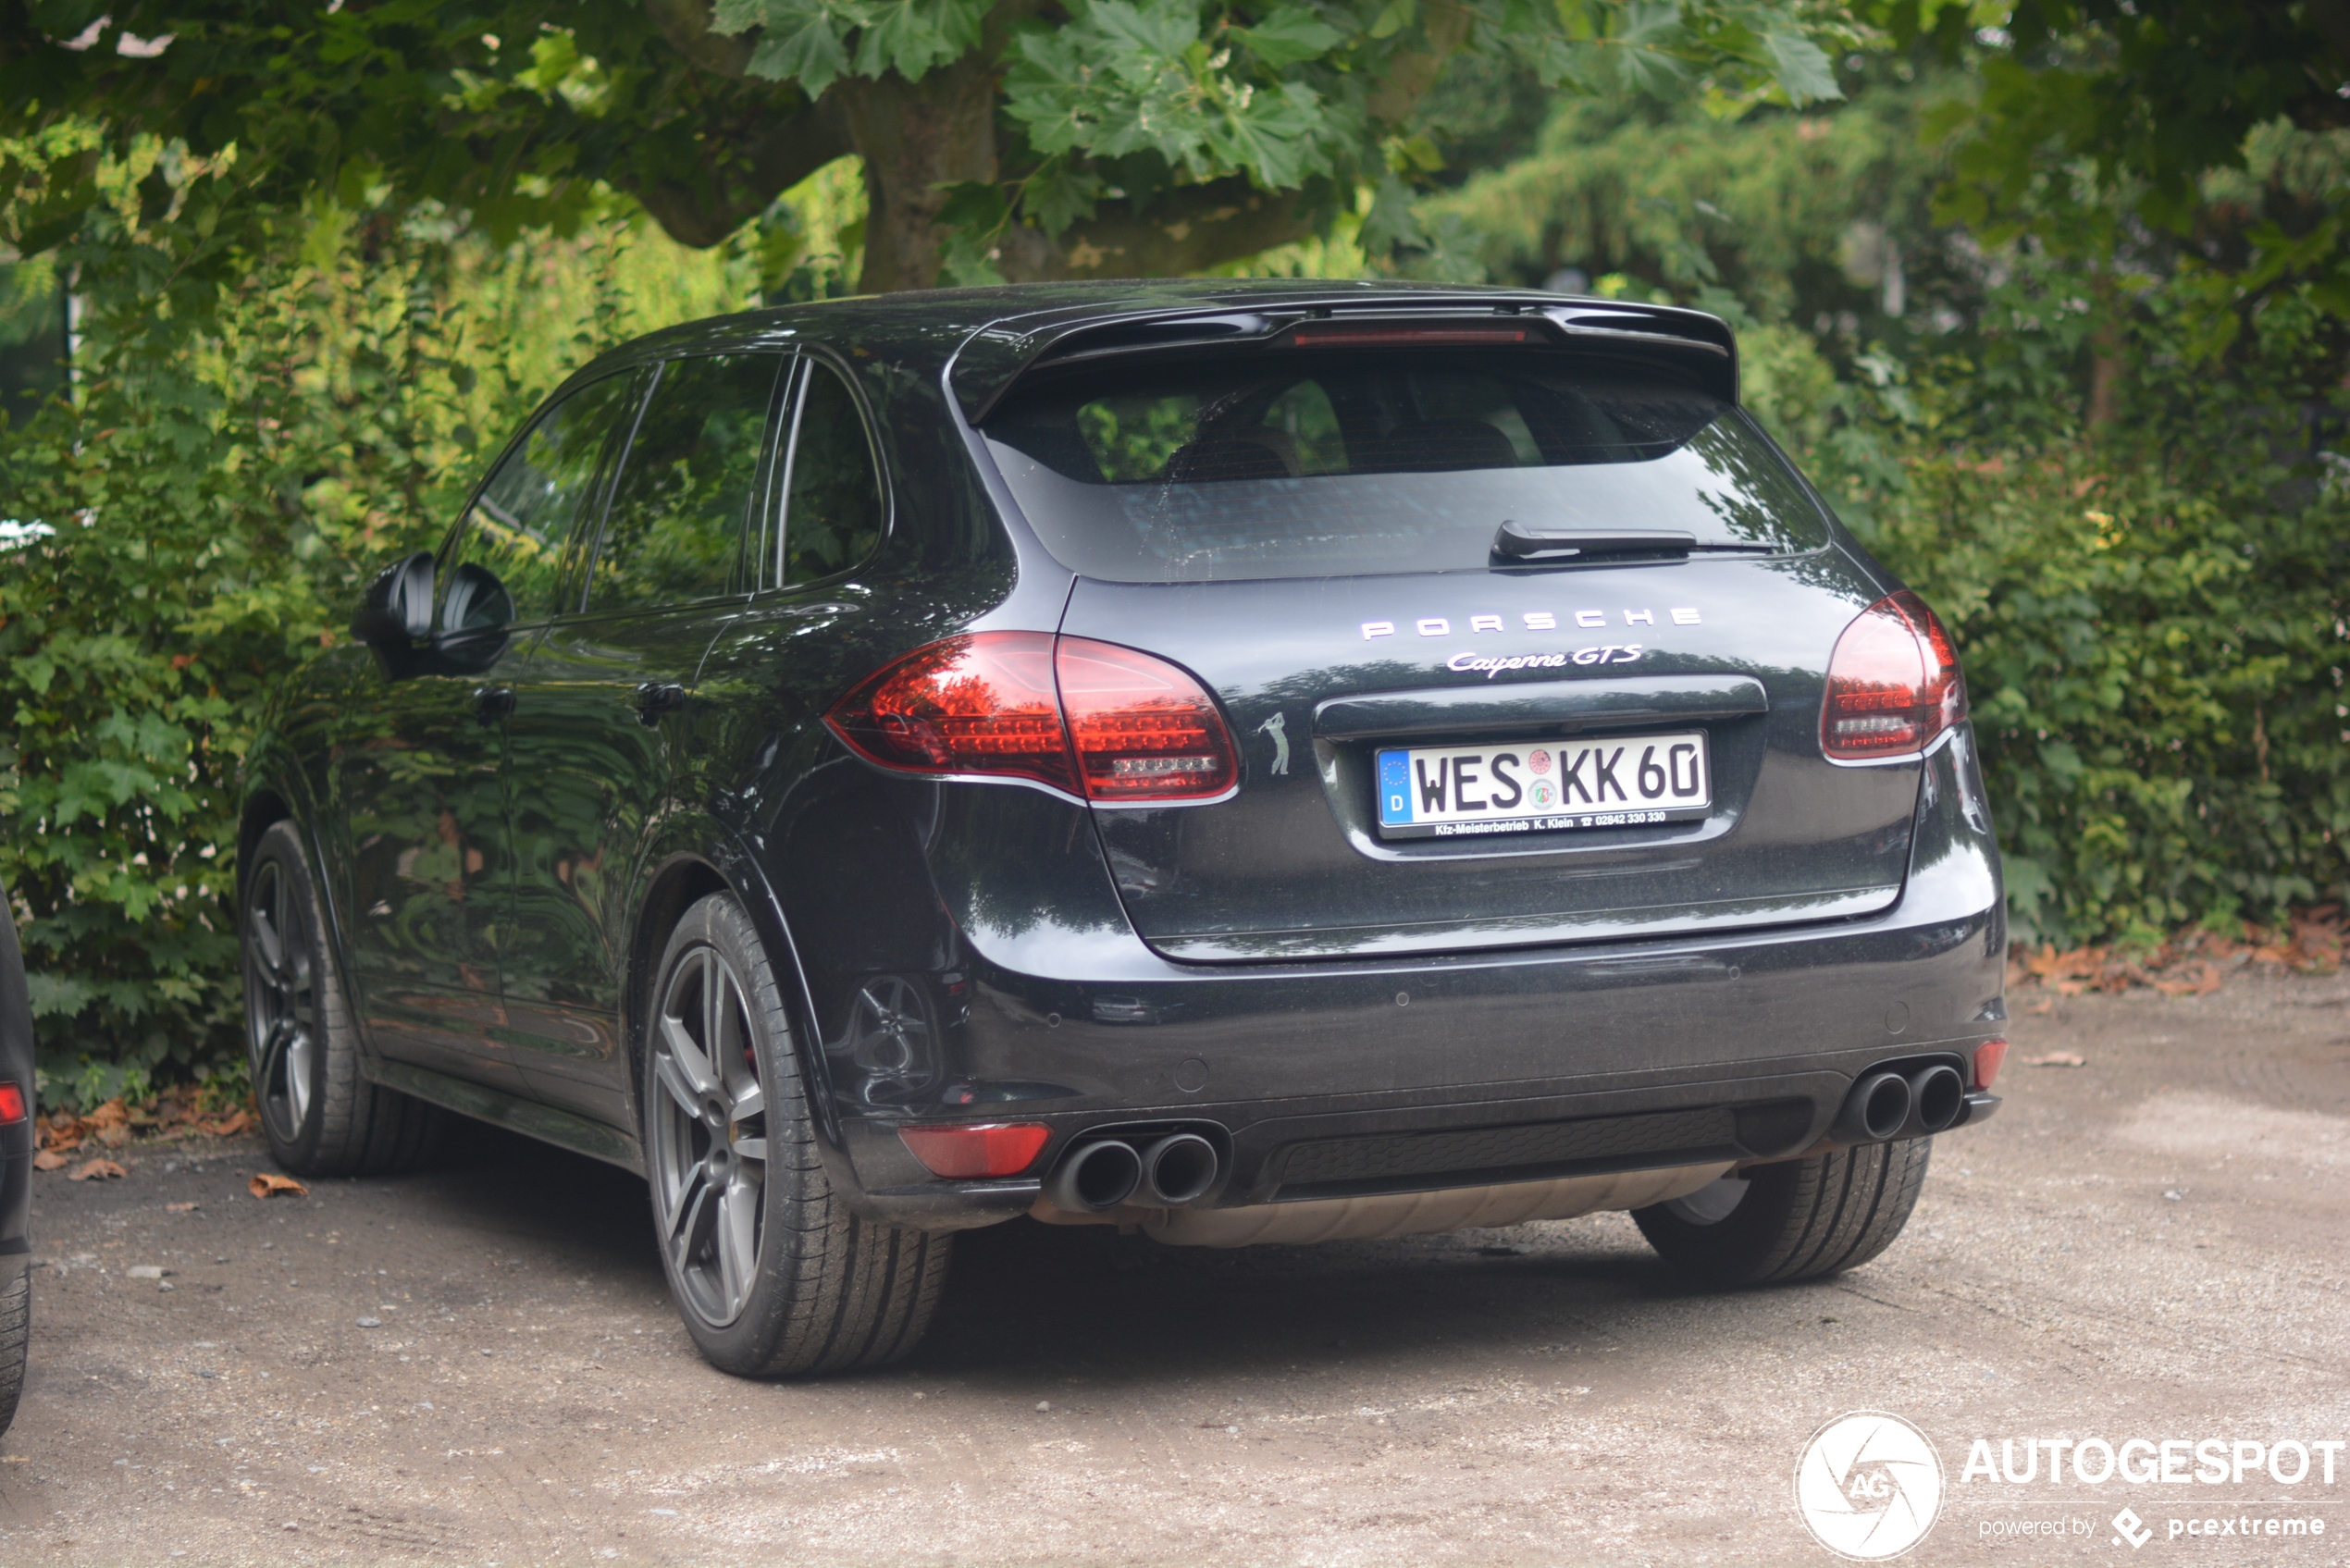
left=625, top=845, right=855, bottom=1182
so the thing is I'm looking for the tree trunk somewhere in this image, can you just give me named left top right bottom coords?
left=834, top=61, right=1002, bottom=293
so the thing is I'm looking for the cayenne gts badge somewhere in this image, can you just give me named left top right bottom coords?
left=1449, top=646, right=1644, bottom=677
left=1256, top=711, right=1291, bottom=775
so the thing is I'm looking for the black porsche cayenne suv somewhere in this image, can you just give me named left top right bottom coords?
left=239, top=281, right=2008, bottom=1376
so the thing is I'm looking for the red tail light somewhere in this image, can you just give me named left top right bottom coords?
left=825, top=633, right=1238, bottom=804
left=825, top=632, right=1080, bottom=793
left=1973, top=1037, right=2008, bottom=1091
left=1057, top=636, right=1238, bottom=800
left=898, top=1122, right=1051, bottom=1179
left=0, top=1083, right=22, bottom=1124
left=1821, top=590, right=1968, bottom=761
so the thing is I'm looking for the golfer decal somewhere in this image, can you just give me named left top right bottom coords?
left=1257, top=711, right=1291, bottom=775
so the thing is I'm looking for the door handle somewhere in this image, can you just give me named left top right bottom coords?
left=634, top=682, right=687, bottom=727
left=473, top=685, right=515, bottom=725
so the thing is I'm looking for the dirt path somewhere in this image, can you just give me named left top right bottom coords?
left=3, top=973, right=2345, bottom=1565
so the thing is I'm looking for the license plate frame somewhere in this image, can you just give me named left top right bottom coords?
left=1373, top=732, right=1713, bottom=840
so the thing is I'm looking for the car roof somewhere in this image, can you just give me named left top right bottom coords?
left=564, top=280, right=1741, bottom=417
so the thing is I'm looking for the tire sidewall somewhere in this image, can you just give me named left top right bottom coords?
left=241, top=821, right=335, bottom=1170
left=1635, top=1161, right=1803, bottom=1284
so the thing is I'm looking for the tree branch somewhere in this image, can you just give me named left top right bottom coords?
left=1003, top=4, right=1474, bottom=279
left=999, top=177, right=1329, bottom=280
left=619, top=100, right=854, bottom=248
left=642, top=0, right=759, bottom=80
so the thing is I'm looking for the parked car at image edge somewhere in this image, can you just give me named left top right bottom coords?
left=0, top=884, right=34, bottom=1427
left=237, top=280, right=2009, bottom=1376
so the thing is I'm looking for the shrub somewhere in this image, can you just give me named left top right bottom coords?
left=0, top=164, right=761, bottom=1107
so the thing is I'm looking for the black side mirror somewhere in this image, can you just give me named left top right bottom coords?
left=352, top=551, right=435, bottom=676
left=430, top=562, right=516, bottom=674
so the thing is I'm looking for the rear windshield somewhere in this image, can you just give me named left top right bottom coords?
left=980, top=350, right=1829, bottom=582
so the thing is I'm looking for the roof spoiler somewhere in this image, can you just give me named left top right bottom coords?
left=949, top=294, right=1739, bottom=424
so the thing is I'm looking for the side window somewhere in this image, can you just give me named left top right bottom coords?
left=586, top=353, right=784, bottom=614
left=447, top=369, right=647, bottom=631
left=780, top=360, right=884, bottom=585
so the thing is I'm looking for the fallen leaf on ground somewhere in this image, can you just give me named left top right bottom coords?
left=199, top=1109, right=252, bottom=1137
left=2021, top=1051, right=2086, bottom=1068
left=31, top=1150, right=67, bottom=1171
left=165, top=1201, right=200, bottom=1212
left=68, top=1158, right=127, bottom=1180
left=249, top=1172, right=309, bottom=1199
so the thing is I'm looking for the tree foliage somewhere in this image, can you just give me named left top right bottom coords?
left=1, top=0, right=1853, bottom=294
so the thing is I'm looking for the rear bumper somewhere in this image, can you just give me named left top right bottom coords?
left=808, top=727, right=2006, bottom=1233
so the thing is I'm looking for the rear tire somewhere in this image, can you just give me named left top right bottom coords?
left=240, top=821, right=441, bottom=1178
left=0, top=1262, right=28, bottom=1436
left=1633, top=1138, right=1931, bottom=1287
left=642, top=893, right=950, bottom=1377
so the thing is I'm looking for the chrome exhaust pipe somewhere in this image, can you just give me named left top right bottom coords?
left=1832, top=1071, right=1911, bottom=1144
left=1902, top=1063, right=1966, bottom=1137
left=1046, top=1139, right=1142, bottom=1212
left=1138, top=1133, right=1219, bottom=1206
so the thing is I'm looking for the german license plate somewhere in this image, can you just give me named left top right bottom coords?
left=1374, top=732, right=1712, bottom=840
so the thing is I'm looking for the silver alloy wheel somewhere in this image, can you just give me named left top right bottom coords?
left=243, top=857, right=318, bottom=1142
left=647, top=945, right=768, bottom=1328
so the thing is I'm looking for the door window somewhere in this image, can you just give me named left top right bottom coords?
left=779, top=360, right=885, bottom=585
left=448, top=368, right=648, bottom=630
left=587, top=353, right=784, bottom=613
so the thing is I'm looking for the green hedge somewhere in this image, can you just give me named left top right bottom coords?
left=0, top=173, right=761, bottom=1107
left=1751, top=264, right=2350, bottom=944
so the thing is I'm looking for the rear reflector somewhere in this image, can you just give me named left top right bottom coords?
left=1973, top=1037, right=2008, bottom=1091
left=898, top=1122, right=1051, bottom=1179
left=1291, top=323, right=1529, bottom=348
left=0, top=1083, right=21, bottom=1124
left=826, top=633, right=1237, bottom=803
left=1821, top=589, right=1968, bottom=761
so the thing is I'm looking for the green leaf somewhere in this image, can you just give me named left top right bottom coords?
left=1023, top=163, right=1106, bottom=236
left=1231, top=6, right=1344, bottom=68
left=936, top=179, right=1011, bottom=234
left=1367, top=0, right=1416, bottom=40
left=852, top=0, right=989, bottom=82
left=745, top=1, right=853, bottom=95
left=1762, top=31, right=1842, bottom=106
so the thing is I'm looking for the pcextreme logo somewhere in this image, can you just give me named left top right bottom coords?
left=1794, top=1411, right=1946, bottom=1561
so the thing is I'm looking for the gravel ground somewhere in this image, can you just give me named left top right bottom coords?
left=2, top=971, right=2345, bottom=1566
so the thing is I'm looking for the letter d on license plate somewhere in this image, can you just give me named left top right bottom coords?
left=1374, top=732, right=1712, bottom=840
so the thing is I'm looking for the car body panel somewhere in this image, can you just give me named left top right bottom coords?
left=1058, top=559, right=1921, bottom=960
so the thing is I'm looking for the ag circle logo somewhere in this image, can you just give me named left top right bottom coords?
left=1794, top=1411, right=1944, bottom=1560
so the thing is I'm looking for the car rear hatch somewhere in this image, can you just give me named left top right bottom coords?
left=973, top=303, right=1922, bottom=961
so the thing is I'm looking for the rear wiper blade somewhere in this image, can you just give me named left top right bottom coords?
left=1491, top=519, right=1775, bottom=561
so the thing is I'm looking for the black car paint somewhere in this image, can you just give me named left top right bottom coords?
left=240, top=280, right=2004, bottom=1230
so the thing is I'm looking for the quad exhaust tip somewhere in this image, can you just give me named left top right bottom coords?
left=1047, top=1132, right=1223, bottom=1212
left=1832, top=1062, right=1967, bottom=1145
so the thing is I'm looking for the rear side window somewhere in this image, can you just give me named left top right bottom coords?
left=981, top=351, right=1829, bottom=582
left=588, top=352, right=784, bottom=613
left=778, top=360, right=884, bottom=585
left=451, top=368, right=646, bottom=627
